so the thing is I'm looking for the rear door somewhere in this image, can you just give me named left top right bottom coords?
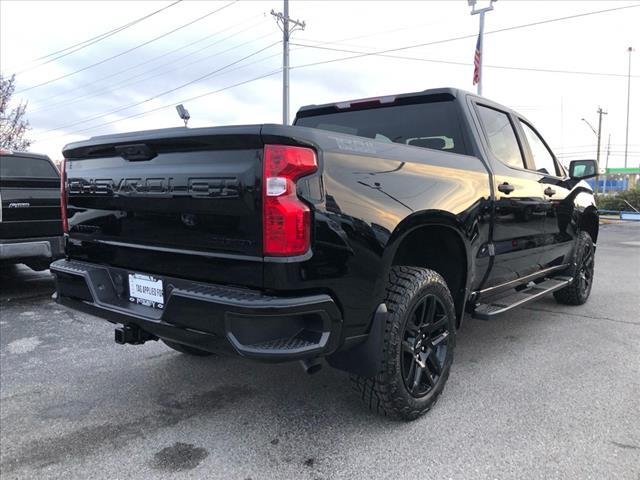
left=472, top=103, right=548, bottom=288
left=0, top=153, right=61, bottom=240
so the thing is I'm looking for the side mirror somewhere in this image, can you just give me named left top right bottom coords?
left=569, top=159, right=599, bottom=180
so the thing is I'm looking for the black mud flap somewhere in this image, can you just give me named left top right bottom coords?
left=326, top=303, right=388, bottom=378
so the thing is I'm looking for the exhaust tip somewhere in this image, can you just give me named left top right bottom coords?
left=300, top=357, right=322, bottom=375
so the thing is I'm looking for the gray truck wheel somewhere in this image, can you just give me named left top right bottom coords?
left=553, top=231, right=595, bottom=305
left=351, top=266, right=456, bottom=420
left=162, top=340, right=214, bottom=357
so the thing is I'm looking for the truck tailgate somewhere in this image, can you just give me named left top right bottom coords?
left=63, top=127, right=264, bottom=288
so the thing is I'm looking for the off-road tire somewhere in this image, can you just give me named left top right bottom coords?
left=162, top=340, right=214, bottom=357
left=351, top=266, right=456, bottom=421
left=553, top=231, right=595, bottom=305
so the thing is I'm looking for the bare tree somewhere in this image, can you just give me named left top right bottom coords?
left=0, top=74, right=32, bottom=150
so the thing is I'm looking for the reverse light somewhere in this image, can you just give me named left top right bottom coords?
left=262, top=144, right=317, bottom=256
left=60, top=159, right=68, bottom=234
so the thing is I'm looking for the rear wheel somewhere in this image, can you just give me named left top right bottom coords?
left=162, top=340, right=214, bottom=357
left=351, top=266, right=456, bottom=420
left=553, top=231, right=595, bottom=305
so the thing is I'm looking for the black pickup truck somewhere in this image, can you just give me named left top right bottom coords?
left=1, top=150, right=64, bottom=270
left=52, top=88, right=599, bottom=420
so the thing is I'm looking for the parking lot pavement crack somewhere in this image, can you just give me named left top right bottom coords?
left=610, top=441, right=640, bottom=451
left=522, top=306, right=640, bottom=326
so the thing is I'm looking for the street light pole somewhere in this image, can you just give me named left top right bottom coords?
left=580, top=118, right=597, bottom=137
left=624, top=46, right=634, bottom=168
left=581, top=109, right=606, bottom=194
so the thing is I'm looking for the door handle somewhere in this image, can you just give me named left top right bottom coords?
left=497, top=182, right=515, bottom=194
left=544, top=187, right=556, bottom=197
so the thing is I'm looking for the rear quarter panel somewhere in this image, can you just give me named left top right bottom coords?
left=261, top=125, right=491, bottom=338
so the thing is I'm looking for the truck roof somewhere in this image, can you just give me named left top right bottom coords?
left=0, top=149, right=51, bottom=161
left=296, top=87, right=472, bottom=118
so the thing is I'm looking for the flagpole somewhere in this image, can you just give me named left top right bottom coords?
left=469, top=0, right=496, bottom=96
left=478, top=11, right=485, bottom=96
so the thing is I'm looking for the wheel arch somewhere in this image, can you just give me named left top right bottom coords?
left=579, top=205, right=599, bottom=244
left=379, top=211, right=471, bottom=327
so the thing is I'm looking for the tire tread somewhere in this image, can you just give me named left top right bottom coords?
left=351, top=266, right=455, bottom=420
left=553, top=231, right=594, bottom=305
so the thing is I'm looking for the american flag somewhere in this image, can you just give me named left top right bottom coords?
left=473, top=33, right=482, bottom=86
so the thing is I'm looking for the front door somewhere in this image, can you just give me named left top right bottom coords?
left=517, top=118, right=575, bottom=268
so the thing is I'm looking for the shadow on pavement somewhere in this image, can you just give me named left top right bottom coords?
left=0, top=264, right=55, bottom=302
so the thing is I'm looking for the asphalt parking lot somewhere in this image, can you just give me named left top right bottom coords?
left=1, top=222, right=639, bottom=480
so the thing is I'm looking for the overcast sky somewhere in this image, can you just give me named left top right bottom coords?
left=1, top=0, right=638, bottom=167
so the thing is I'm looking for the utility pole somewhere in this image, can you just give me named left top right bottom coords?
left=595, top=107, right=607, bottom=194
left=469, top=0, right=497, bottom=96
left=624, top=46, right=634, bottom=168
left=271, top=1, right=305, bottom=125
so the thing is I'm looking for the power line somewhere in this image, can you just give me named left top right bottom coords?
left=35, top=31, right=277, bottom=120
left=298, top=18, right=457, bottom=48
left=30, top=15, right=426, bottom=110
left=38, top=41, right=280, bottom=135
left=30, top=2, right=637, bottom=109
left=557, top=147, right=640, bottom=153
left=15, top=1, right=239, bottom=94
left=290, top=42, right=639, bottom=79
left=286, top=4, right=640, bottom=74
left=42, top=69, right=282, bottom=141
left=556, top=143, right=639, bottom=150
left=14, top=1, right=183, bottom=75
left=557, top=150, right=640, bottom=156
left=33, top=3, right=640, bottom=141
left=30, top=18, right=271, bottom=113
left=30, top=14, right=267, bottom=110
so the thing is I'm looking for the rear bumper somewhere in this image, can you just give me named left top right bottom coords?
left=0, top=236, right=63, bottom=262
left=50, top=259, right=343, bottom=361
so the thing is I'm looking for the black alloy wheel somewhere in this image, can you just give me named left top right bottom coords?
left=401, top=294, right=450, bottom=398
left=351, top=266, right=456, bottom=420
left=575, top=240, right=594, bottom=295
left=554, top=231, right=595, bottom=305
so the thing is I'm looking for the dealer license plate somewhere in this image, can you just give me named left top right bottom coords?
left=128, top=273, right=164, bottom=309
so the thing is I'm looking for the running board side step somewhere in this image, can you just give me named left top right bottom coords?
left=472, top=276, right=573, bottom=320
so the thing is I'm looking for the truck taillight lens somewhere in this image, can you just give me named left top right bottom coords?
left=262, top=144, right=317, bottom=256
left=60, top=159, right=68, bottom=234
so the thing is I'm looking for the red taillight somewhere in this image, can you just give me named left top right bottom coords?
left=262, top=144, right=317, bottom=256
left=60, top=159, right=68, bottom=234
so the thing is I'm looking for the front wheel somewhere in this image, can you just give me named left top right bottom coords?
left=351, top=266, right=456, bottom=420
left=553, top=231, right=595, bottom=305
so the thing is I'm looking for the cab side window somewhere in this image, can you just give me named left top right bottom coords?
left=476, top=105, right=525, bottom=169
left=519, top=120, right=559, bottom=176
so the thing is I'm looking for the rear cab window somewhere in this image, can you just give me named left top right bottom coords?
left=0, top=155, right=58, bottom=178
left=295, top=98, right=469, bottom=155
